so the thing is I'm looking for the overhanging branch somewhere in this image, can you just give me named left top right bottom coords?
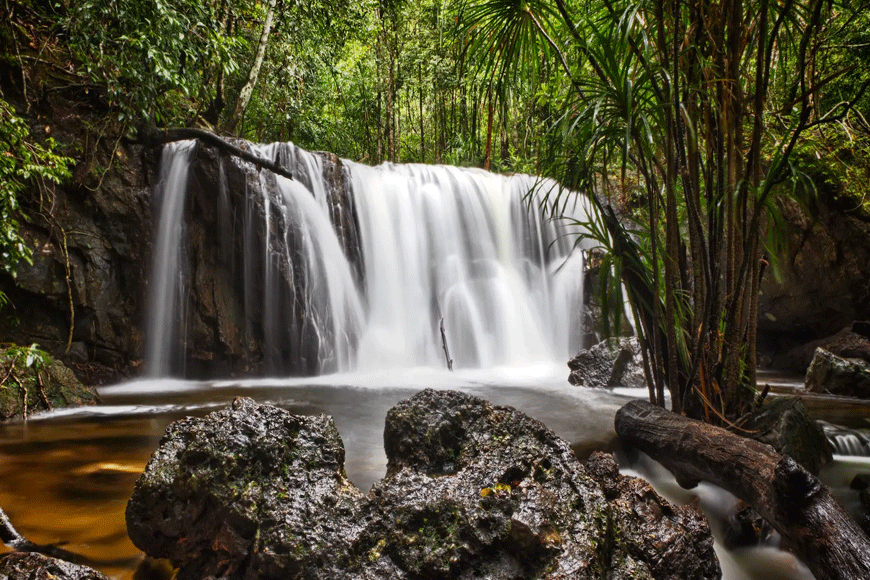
left=138, top=127, right=294, bottom=181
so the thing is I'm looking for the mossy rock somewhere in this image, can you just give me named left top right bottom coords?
left=0, top=346, right=100, bottom=419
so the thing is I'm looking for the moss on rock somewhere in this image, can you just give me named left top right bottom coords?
left=0, top=345, right=100, bottom=419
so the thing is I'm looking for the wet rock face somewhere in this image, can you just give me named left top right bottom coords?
left=568, top=337, right=645, bottom=389
left=805, top=347, right=870, bottom=399
left=127, top=390, right=720, bottom=580
left=0, top=350, right=100, bottom=419
left=758, top=195, right=870, bottom=368
left=0, top=130, right=154, bottom=381
left=126, top=396, right=363, bottom=580
left=0, top=552, right=107, bottom=580
left=168, top=142, right=363, bottom=378
left=740, top=397, right=832, bottom=475
left=579, top=248, right=635, bottom=350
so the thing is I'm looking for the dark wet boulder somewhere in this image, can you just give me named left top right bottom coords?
left=584, top=451, right=719, bottom=580
left=0, top=347, right=100, bottom=419
left=805, top=347, right=870, bottom=399
left=366, top=392, right=717, bottom=579
left=365, top=389, right=611, bottom=579
left=568, top=337, right=645, bottom=389
left=127, top=390, right=720, bottom=580
left=772, top=325, right=870, bottom=373
left=0, top=552, right=107, bottom=580
left=740, top=397, right=832, bottom=475
left=126, top=396, right=363, bottom=580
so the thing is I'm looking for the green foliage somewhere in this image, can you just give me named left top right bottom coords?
left=66, top=0, right=241, bottom=123
left=793, top=125, right=870, bottom=216
left=0, top=343, right=98, bottom=419
left=0, top=98, right=72, bottom=277
left=3, top=343, right=51, bottom=372
left=459, top=0, right=870, bottom=421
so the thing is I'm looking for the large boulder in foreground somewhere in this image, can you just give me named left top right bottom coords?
left=127, top=390, right=720, bottom=580
left=125, top=396, right=363, bottom=580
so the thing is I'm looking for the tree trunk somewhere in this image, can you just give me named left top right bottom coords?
left=419, top=63, right=425, bottom=162
left=483, top=87, right=493, bottom=170
left=226, top=0, right=277, bottom=134
left=615, top=400, right=870, bottom=580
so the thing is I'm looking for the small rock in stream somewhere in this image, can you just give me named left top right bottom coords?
left=0, top=552, right=107, bottom=580
left=567, top=337, right=645, bottom=389
left=127, top=390, right=721, bottom=580
left=805, top=347, right=870, bottom=398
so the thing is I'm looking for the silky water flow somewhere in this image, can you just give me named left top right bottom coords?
left=0, top=140, right=842, bottom=580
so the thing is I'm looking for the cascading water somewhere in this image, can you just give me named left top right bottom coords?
left=145, top=140, right=593, bottom=377
left=146, top=141, right=196, bottom=375
left=349, top=162, right=589, bottom=369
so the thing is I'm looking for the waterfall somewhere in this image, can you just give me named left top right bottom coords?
left=824, top=423, right=870, bottom=456
left=145, top=141, right=196, bottom=376
left=145, top=141, right=593, bottom=377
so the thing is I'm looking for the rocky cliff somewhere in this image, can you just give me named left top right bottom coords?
left=0, top=85, right=156, bottom=383
left=758, top=191, right=870, bottom=370
left=1, top=96, right=867, bottom=381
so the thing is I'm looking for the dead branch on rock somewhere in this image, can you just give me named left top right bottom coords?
left=138, top=127, right=294, bottom=181
left=615, top=399, right=870, bottom=580
left=439, top=317, right=453, bottom=372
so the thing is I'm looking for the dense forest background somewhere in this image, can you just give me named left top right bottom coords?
left=2, top=0, right=868, bottom=211
left=2, top=0, right=870, bottom=419
left=2, top=0, right=571, bottom=170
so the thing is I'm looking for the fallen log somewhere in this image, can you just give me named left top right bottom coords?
left=615, top=399, right=870, bottom=580
left=138, top=127, right=294, bottom=181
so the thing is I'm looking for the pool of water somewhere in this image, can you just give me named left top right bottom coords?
left=0, top=365, right=861, bottom=579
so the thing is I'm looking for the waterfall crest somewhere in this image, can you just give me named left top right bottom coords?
left=145, top=141, right=592, bottom=377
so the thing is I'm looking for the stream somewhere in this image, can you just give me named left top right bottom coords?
left=3, top=365, right=866, bottom=580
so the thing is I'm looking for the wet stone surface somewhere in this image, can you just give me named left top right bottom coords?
left=127, top=390, right=721, bottom=580
left=0, top=552, right=108, bottom=580
left=805, top=347, right=870, bottom=399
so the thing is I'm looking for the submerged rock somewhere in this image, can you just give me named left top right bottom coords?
left=805, top=347, right=870, bottom=399
left=568, top=337, right=645, bottom=389
left=127, top=390, right=720, bottom=580
left=722, top=501, right=772, bottom=550
left=0, top=347, right=100, bottom=419
left=0, top=552, right=107, bottom=580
